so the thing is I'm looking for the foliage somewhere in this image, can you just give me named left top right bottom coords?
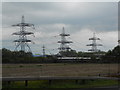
left=59, top=49, right=78, bottom=57
left=2, top=48, right=57, bottom=63
left=101, top=45, right=120, bottom=63
left=2, top=79, right=118, bottom=88
left=2, top=45, right=120, bottom=63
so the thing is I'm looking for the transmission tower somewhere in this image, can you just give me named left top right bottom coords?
left=58, top=27, right=73, bottom=53
left=12, top=16, right=35, bottom=52
left=87, top=33, right=102, bottom=52
left=42, top=45, right=45, bottom=56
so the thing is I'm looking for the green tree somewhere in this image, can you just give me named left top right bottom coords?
left=103, top=45, right=120, bottom=63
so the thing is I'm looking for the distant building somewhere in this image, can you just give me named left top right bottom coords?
left=57, top=57, right=91, bottom=60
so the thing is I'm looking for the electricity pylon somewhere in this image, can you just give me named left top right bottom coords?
left=87, top=33, right=102, bottom=52
left=58, top=27, right=73, bottom=53
left=12, top=16, right=35, bottom=52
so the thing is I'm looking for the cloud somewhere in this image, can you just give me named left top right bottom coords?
left=2, top=0, right=120, bottom=2
left=71, top=28, right=118, bottom=52
left=2, top=23, right=118, bottom=54
left=1, top=2, right=118, bottom=54
left=2, top=2, right=117, bottom=30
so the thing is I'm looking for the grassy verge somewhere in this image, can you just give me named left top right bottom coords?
left=2, top=79, right=118, bottom=88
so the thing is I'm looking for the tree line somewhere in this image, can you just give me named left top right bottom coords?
left=101, top=45, right=120, bottom=63
left=1, top=48, right=56, bottom=63
left=1, top=45, right=120, bottom=63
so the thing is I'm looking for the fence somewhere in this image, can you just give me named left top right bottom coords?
left=2, top=76, right=119, bottom=87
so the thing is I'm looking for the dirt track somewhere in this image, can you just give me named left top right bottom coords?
left=2, top=63, right=118, bottom=77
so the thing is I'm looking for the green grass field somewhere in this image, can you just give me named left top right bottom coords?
left=3, top=79, right=118, bottom=88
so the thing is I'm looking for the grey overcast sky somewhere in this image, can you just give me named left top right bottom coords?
left=1, top=2, right=118, bottom=55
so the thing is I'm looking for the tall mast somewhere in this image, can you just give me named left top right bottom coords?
left=58, top=27, right=73, bottom=54
left=118, top=30, right=120, bottom=46
left=87, top=33, right=102, bottom=52
left=42, top=45, right=45, bottom=56
left=12, top=16, right=35, bottom=52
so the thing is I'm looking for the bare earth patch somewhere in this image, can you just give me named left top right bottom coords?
left=2, top=63, right=118, bottom=77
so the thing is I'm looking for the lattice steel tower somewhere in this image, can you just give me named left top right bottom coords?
left=42, top=45, right=45, bottom=56
left=87, top=33, right=102, bottom=52
left=58, top=27, right=73, bottom=52
left=12, top=16, right=35, bottom=52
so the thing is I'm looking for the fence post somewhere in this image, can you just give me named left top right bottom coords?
left=49, top=80, right=52, bottom=85
left=75, top=80, right=78, bottom=84
left=25, top=80, right=28, bottom=87
left=8, top=81, right=11, bottom=86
